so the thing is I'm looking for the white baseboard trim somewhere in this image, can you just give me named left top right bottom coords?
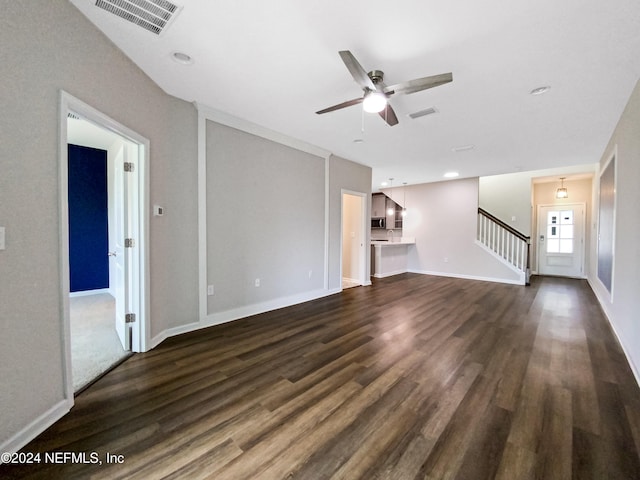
left=158, top=288, right=342, bottom=343
left=407, top=269, right=525, bottom=285
left=0, top=398, right=72, bottom=458
left=69, top=288, right=111, bottom=298
left=372, top=269, right=408, bottom=279
left=587, top=277, right=640, bottom=388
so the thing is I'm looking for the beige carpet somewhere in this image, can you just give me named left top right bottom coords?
left=70, top=293, right=130, bottom=392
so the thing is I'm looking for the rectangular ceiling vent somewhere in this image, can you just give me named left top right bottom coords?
left=95, top=0, right=182, bottom=35
left=408, top=107, right=438, bottom=120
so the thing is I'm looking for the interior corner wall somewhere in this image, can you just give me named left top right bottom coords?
left=588, top=79, right=640, bottom=383
left=205, top=120, right=326, bottom=316
left=0, top=0, right=198, bottom=451
left=478, top=164, right=599, bottom=238
left=479, top=173, right=534, bottom=236
left=403, top=178, right=521, bottom=283
left=328, top=155, right=372, bottom=291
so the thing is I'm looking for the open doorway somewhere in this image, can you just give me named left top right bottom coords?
left=341, top=191, right=367, bottom=289
left=67, top=138, right=129, bottom=391
left=60, top=92, right=149, bottom=396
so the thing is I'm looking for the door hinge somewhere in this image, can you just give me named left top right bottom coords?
left=124, top=162, right=135, bottom=172
left=125, top=313, right=136, bottom=323
left=125, top=238, right=135, bottom=248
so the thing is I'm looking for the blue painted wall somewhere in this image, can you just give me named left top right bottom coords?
left=68, top=144, right=109, bottom=292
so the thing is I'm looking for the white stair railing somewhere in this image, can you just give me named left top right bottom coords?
left=477, top=208, right=531, bottom=284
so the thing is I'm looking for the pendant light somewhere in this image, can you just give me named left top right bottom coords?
left=402, top=182, right=407, bottom=217
left=556, top=177, right=568, bottom=199
left=387, top=178, right=395, bottom=216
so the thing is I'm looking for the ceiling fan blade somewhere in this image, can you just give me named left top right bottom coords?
left=378, top=103, right=399, bottom=126
left=339, top=50, right=376, bottom=91
left=384, top=72, right=453, bottom=96
left=316, top=97, right=364, bottom=115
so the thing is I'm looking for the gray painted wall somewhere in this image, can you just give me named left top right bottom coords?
left=205, top=121, right=326, bottom=313
left=0, top=0, right=199, bottom=447
left=328, top=156, right=373, bottom=290
left=479, top=173, right=534, bottom=236
left=0, top=2, right=374, bottom=450
left=589, top=79, right=640, bottom=381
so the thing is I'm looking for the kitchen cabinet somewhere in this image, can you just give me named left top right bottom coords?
left=370, top=238, right=415, bottom=278
left=385, top=198, right=403, bottom=229
left=372, top=193, right=402, bottom=229
left=371, top=193, right=386, bottom=218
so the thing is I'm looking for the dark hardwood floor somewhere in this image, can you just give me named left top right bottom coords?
left=3, top=274, right=640, bottom=479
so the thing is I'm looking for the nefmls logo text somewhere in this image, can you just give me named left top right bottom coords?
left=45, top=452, right=101, bottom=464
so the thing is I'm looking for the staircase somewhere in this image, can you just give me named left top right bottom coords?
left=477, top=208, right=531, bottom=285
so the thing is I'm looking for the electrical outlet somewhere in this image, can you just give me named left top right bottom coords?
left=207, top=285, right=214, bottom=296
left=444, top=257, right=449, bottom=263
left=308, top=270, right=313, bottom=279
left=153, top=205, right=164, bottom=216
left=255, top=278, right=260, bottom=287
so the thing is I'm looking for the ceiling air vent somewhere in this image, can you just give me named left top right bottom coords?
left=95, top=0, right=182, bottom=35
left=408, top=107, right=438, bottom=120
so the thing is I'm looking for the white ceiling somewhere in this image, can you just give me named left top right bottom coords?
left=69, top=0, right=640, bottom=189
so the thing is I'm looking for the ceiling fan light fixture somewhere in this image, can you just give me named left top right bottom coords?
left=363, top=91, right=387, bottom=113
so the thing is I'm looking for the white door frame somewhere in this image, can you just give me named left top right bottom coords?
left=340, top=189, right=370, bottom=288
left=59, top=91, right=150, bottom=399
left=536, top=202, right=586, bottom=278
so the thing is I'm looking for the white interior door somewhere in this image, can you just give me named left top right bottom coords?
left=113, top=145, right=131, bottom=350
left=538, top=204, right=585, bottom=277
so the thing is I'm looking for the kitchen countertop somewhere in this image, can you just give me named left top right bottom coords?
left=371, top=237, right=415, bottom=246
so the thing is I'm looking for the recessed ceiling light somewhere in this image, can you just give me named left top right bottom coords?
left=451, top=144, right=475, bottom=153
left=353, top=138, right=364, bottom=144
left=171, top=51, right=193, bottom=65
left=380, top=181, right=388, bottom=187
left=444, top=171, right=459, bottom=178
left=530, top=86, right=551, bottom=95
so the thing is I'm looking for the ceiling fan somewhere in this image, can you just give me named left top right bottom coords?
left=316, top=50, right=453, bottom=126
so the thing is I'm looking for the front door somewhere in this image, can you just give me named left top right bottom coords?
left=537, top=204, right=585, bottom=277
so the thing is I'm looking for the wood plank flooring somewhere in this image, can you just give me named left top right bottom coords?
left=3, top=274, right=640, bottom=479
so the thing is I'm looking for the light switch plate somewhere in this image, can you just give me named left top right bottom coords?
left=0, top=226, right=5, bottom=250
